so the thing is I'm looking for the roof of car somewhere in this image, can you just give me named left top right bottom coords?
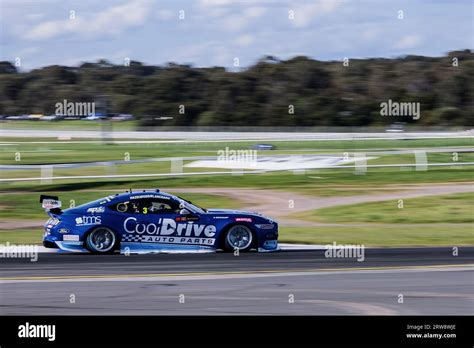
left=66, top=190, right=179, bottom=211
left=111, top=190, right=177, bottom=202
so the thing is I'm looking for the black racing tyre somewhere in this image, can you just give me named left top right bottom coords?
left=223, top=225, right=254, bottom=252
left=85, top=227, right=118, bottom=254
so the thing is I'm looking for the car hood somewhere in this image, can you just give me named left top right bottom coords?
left=206, top=209, right=276, bottom=223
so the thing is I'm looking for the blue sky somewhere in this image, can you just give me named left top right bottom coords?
left=1, top=0, right=473, bottom=71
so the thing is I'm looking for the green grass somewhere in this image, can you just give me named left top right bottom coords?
left=0, top=191, right=242, bottom=220
left=0, top=230, right=43, bottom=244
left=0, top=120, right=138, bottom=131
left=293, top=193, right=474, bottom=224
left=3, top=165, right=472, bottom=194
left=279, top=224, right=474, bottom=246
left=366, top=152, right=474, bottom=165
left=0, top=136, right=472, bottom=165
left=1, top=134, right=472, bottom=194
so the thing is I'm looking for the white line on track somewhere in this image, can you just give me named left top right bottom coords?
left=1, top=265, right=472, bottom=284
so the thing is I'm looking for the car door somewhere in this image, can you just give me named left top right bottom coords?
left=136, top=198, right=182, bottom=247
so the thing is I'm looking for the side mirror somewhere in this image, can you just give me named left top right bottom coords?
left=179, top=208, right=191, bottom=215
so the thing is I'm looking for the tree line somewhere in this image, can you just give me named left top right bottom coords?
left=0, top=50, right=472, bottom=127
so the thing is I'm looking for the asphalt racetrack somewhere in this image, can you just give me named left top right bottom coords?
left=0, top=247, right=473, bottom=315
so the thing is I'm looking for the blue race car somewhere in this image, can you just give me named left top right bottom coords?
left=40, top=190, right=278, bottom=253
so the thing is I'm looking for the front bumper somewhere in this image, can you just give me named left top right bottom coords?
left=256, top=225, right=279, bottom=252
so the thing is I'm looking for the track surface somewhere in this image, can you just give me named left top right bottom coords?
left=1, top=248, right=473, bottom=315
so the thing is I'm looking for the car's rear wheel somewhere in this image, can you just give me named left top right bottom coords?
left=85, top=227, right=117, bottom=253
left=224, top=225, right=253, bottom=252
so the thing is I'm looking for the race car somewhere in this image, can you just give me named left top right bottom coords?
left=40, top=190, right=278, bottom=253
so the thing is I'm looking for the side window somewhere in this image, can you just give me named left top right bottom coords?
left=111, top=201, right=139, bottom=214
left=111, top=199, right=179, bottom=214
left=142, top=198, right=179, bottom=214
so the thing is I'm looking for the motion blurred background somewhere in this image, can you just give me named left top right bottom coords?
left=0, top=0, right=472, bottom=248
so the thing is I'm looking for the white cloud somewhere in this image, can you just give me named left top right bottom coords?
left=244, top=7, right=266, bottom=18
left=235, top=34, right=256, bottom=46
left=394, top=34, right=422, bottom=49
left=219, top=6, right=266, bottom=32
left=291, top=0, right=343, bottom=28
left=24, top=0, right=153, bottom=40
left=198, top=0, right=234, bottom=7
left=156, top=9, right=174, bottom=21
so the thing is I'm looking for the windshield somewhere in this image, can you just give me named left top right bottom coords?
left=176, top=196, right=206, bottom=214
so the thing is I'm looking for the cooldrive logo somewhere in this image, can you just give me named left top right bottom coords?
left=75, top=215, right=101, bottom=226
left=123, top=218, right=217, bottom=245
left=18, top=322, right=55, bottom=341
left=124, top=217, right=216, bottom=237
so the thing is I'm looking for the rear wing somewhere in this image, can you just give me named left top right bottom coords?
left=40, top=195, right=62, bottom=214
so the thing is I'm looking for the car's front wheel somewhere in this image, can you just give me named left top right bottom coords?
left=85, top=227, right=118, bottom=253
left=223, top=225, right=254, bottom=252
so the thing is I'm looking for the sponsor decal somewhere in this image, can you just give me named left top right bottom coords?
left=46, top=218, right=60, bottom=226
left=124, top=217, right=216, bottom=239
left=235, top=217, right=252, bottom=222
left=42, top=199, right=62, bottom=210
left=175, top=216, right=199, bottom=222
left=75, top=216, right=101, bottom=226
left=63, top=235, right=80, bottom=241
left=99, top=196, right=114, bottom=204
left=99, top=196, right=113, bottom=205
left=141, top=236, right=215, bottom=245
left=213, top=216, right=229, bottom=219
left=58, top=228, right=69, bottom=234
left=87, top=206, right=105, bottom=213
left=130, top=194, right=170, bottom=200
left=18, top=322, right=55, bottom=342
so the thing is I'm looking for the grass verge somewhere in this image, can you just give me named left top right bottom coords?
left=279, top=224, right=474, bottom=246
left=293, top=193, right=474, bottom=224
